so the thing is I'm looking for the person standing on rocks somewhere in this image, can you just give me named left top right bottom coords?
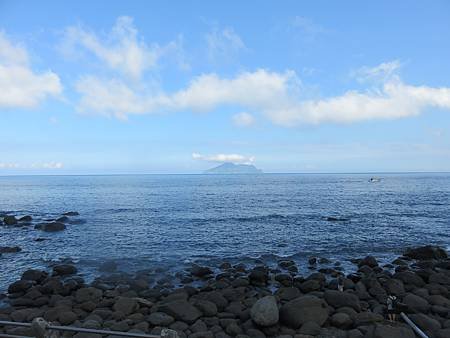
left=387, top=294, right=398, bottom=322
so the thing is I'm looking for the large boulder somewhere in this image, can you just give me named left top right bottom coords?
left=331, top=312, right=353, bottom=329
left=249, top=267, right=269, bottom=286
left=324, top=290, right=361, bottom=311
left=404, top=246, right=448, bottom=260
left=53, top=264, right=77, bottom=276
left=35, top=222, right=66, bottom=232
left=352, top=312, right=383, bottom=327
left=21, top=269, right=48, bottom=282
left=148, top=312, right=175, bottom=326
left=409, top=313, right=441, bottom=333
left=384, top=278, right=405, bottom=296
left=393, top=271, right=425, bottom=287
left=158, top=300, right=202, bottom=324
left=113, top=297, right=138, bottom=315
left=250, top=296, right=279, bottom=327
left=190, top=264, right=213, bottom=278
left=358, top=255, right=378, bottom=268
left=8, top=280, right=32, bottom=294
left=279, top=295, right=329, bottom=328
left=75, top=287, right=102, bottom=303
left=403, top=293, right=430, bottom=313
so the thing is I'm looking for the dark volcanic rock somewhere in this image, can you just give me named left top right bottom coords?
left=158, top=300, right=202, bottom=324
left=404, top=245, right=448, bottom=260
left=0, top=246, right=21, bottom=253
left=53, top=264, right=77, bottom=276
left=279, top=295, right=329, bottom=328
left=324, top=290, right=361, bottom=311
left=3, top=215, right=18, bottom=225
left=21, top=269, right=48, bottom=282
left=63, top=211, right=79, bottom=216
left=19, top=215, right=32, bottom=222
left=8, top=280, right=32, bottom=294
left=190, top=264, right=213, bottom=278
left=35, top=222, right=66, bottom=232
left=56, top=216, right=69, bottom=223
left=249, top=267, right=269, bottom=286
left=250, top=296, right=279, bottom=327
left=358, top=255, right=378, bottom=268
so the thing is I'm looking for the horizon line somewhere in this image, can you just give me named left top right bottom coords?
left=1, top=170, right=450, bottom=178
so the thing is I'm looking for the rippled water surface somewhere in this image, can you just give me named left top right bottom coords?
left=1, top=173, right=449, bottom=288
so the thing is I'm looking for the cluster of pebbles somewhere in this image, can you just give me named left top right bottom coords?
left=0, top=245, right=449, bottom=338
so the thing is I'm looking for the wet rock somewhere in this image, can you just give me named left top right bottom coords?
left=3, top=215, right=18, bottom=225
left=8, top=279, right=32, bottom=294
left=324, top=290, right=361, bottom=311
left=358, top=256, right=378, bottom=268
left=63, top=211, right=80, bottom=216
left=148, top=312, right=175, bottom=326
left=158, top=300, right=202, bottom=324
left=191, top=264, right=213, bottom=278
left=404, top=245, right=448, bottom=260
left=0, top=246, right=21, bottom=253
left=308, top=257, right=317, bottom=265
left=250, top=296, right=279, bottom=327
left=249, top=267, right=269, bottom=286
left=53, top=264, right=77, bottom=276
left=35, top=221, right=66, bottom=232
left=18, top=215, right=32, bottom=222
left=280, top=295, right=329, bottom=328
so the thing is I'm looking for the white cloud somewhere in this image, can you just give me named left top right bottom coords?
left=192, top=152, right=255, bottom=164
left=63, top=16, right=187, bottom=80
left=0, top=31, right=62, bottom=109
left=75, top=61, right=450, bottom=126
left=206, top=27, right=245, bottom=63
left=232, top=112, right=255, bottom=127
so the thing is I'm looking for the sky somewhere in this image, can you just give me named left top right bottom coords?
left=1, top=0, right=450, bottom=174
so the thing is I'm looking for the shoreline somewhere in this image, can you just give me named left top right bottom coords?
left=1, top=245, right=449, bottom=338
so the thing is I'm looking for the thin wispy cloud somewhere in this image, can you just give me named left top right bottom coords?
left=205, top=26, right=246, bottom=64
left=291, top=16, right=328, bottom=41
left=0, top=31, right=62, bottom=109
left=0, top=162, right=64, bottom=169
left=232, top=112, right=256, bottom=127
left=192, top=152, right=255, bottom=164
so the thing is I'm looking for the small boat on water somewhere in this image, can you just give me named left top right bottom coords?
left=369, top=177, right=381, bottom=182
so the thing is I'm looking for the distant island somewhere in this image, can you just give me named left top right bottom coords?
left=204, top=162, right=263, bottom=174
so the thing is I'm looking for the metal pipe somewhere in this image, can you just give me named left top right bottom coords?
left=400, top=312, right=429, bottom=338
left=0, top=320, right=178, bottom=338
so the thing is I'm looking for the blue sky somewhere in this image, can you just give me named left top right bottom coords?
left=1, top=0, right=450, bottom=174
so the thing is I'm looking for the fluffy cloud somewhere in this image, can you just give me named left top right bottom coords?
left=192, top=153, right=255, bottom=164
left=232, top=112, right=256, bottom=127
left=63, top=16, right=187, bottom=80
left=0, top=31, right=62, bottom=109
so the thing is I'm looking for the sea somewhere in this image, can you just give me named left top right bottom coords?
left=1, top=173, right=449, bottom=289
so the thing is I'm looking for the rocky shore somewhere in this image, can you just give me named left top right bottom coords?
left=0, top=245, right=449, bottom=338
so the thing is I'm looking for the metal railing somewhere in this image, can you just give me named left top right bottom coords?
left=0, top=318, right=178, bottom=338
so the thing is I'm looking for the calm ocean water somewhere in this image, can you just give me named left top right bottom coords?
left=1, top=173, right=449, bottom=288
